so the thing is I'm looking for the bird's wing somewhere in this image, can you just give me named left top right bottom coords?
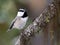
left=9, top=17, right=17, bottom=29
left=7, top=17, right=17, bottom=32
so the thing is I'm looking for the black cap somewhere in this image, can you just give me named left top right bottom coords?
left=18, top=9, right=25, bottom=12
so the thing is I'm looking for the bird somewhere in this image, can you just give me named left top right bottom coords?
left=7, top=9, right=28, bottom=32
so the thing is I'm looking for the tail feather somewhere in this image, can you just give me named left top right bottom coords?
left=7, top=29, right=11, bottom=32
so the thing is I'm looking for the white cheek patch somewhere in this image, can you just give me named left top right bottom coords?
left=17, top=12, right=24, bottom=16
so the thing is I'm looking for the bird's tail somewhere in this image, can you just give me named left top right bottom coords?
left=7, top=29, right=11, bottom=32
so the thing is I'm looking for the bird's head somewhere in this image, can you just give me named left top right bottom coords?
left=17, top=9, right=28, bottom=18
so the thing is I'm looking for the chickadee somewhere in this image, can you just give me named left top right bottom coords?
left=7, top=9, right=28, bottom=32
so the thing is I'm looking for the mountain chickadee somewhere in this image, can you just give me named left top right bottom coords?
left=7, top=9, right=28, bottom=32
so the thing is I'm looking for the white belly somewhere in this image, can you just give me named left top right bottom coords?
left=13, top=17, right=28, bottom=29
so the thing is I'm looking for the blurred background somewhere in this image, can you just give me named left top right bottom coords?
left=0, top=0, right=19, bottom=45
left=0, top=0, right=60, bottom=45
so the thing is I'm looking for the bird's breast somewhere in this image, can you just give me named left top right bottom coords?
left=13, top=17, right=28, bottom=29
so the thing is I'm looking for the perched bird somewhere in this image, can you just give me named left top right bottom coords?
left=7, top=9, right=28, bottom=32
